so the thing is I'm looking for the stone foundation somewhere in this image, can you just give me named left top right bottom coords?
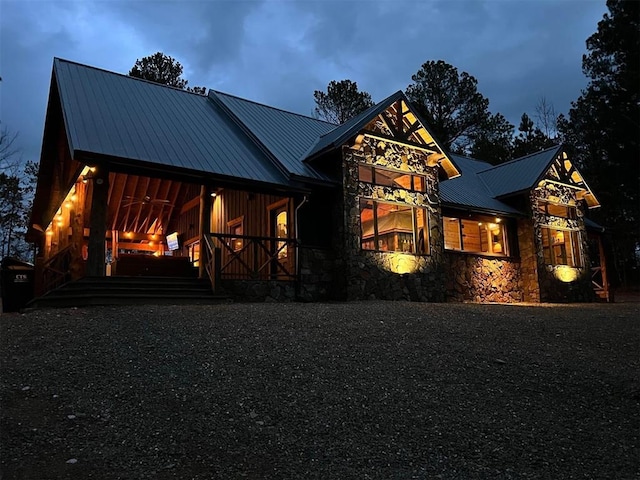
left=444, top=253, right=524, bottom=303
left=347, top=252, right=445, bottom=301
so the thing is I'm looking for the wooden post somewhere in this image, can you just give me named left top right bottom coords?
left=69, top=180, right=86, bottom=280
left=598, top=234, right=610, bottom=302
left=87, top=166, right=109, bottom=277
left=198, top=185, right=211, bottom=279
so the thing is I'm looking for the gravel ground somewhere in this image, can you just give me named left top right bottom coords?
left=1, top=301, right=638, bottom=480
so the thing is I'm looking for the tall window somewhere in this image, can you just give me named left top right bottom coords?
left=228, top=217, right=244, bottom=252
left=360, top=200, right=428, bottom=254
left=443, top=216, right=508, bottom=256
left=358, top=165, right=426, bottom=192
left=541, top=228, right=581, bottom=267
left=538, top=200, right=582, bottom=267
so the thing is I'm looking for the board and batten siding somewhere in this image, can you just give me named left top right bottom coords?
left=211, top=189, right=294, bottom=279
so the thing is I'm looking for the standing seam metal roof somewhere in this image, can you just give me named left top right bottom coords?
left=210, top=90, right=336, bottom=181
left=440, top=154, right=524, bottom=215
left=54, top=58, right=289, bottom=187
left=477, top=145, right=563, bottom=198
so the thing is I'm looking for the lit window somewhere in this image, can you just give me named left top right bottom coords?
left=358, top=165, right=426, bottom=192
left=541, top=227, right=581, bottom=267
left=228, top=217, right=244, bottom=252
left=360, top=199, right=428, bottom=254
left=443, top=216, right=508, bottom=256
left=537, top=201, right=577, bottom=219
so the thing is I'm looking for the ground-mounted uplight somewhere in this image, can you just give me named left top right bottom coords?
left=377, top=252, right=420, bottom=274
left=554, top=265, right=579, bottom=283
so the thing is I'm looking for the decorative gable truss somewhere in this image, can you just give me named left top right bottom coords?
left=351, top=99, right=460, bottom=180
left=538, top=150, right=600, bottom=208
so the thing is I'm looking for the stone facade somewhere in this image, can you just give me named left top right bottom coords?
left=517, top=219, right=540, bottom=302
left=340, top=138, right=446, bottom=302
left=530, top=184, right=593, bottom=302
left=444, top=252, right=524, bottom=303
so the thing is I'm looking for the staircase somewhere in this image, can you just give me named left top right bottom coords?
left=28, top=276, right=229, bottom=308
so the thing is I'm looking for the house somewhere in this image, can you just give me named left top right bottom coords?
left=27, top=58, right=609, bottom=304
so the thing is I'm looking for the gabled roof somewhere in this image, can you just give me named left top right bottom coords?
left=440, top=154, right=525, bottom=216
left=476, top=144, right=600, bottom=208
left=52, top=58, right=290, bottom=188
left=477, top=145, right=563, bottom=198
left=303, top=91, right=405, bottom=160
left=303, top=90, right=461, bottom=179
left=208, top=90, right=336, bottom=182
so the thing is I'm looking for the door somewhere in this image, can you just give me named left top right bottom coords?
left=269, top=200, right=291, bottom=278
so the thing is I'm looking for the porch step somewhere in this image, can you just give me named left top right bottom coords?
left=28, top=276, right=230, bottom=308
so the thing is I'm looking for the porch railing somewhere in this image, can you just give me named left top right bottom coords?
left=591, top=266, right=611, bottom=302
left=209, top=233, right=297, bottom=281
left=201, top=233, right=220, bottom=292
left=40, top=245, right=73, bottom=295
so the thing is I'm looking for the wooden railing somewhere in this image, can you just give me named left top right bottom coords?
left=209, top=233, right=297, bottom=281
left=591, top=266, right=611, bottom=302
left=40, top=245, right=73, bottom=295
left=202, top=233, right=220, bottom=292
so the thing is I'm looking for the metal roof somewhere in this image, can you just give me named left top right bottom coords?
left=303, top=91, right=404, bottom=160
left=477, top=145, right=563, bottom=198
left=440, top=154, right=524, bottom=215
left=209, top=90, right=336, bottom=181
left=54, top=58, right=289, bottom=188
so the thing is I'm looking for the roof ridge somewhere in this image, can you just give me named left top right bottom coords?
left=477, top=144, right=561, bottom=174
left=212, top=89, right=337, bottom=126
left=53, top=57, right=208, bottom=97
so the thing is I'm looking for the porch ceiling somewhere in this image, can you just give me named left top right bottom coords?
left=106, top=173, right=192, bottom=235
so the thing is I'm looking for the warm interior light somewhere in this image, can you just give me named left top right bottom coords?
left=210, top=192, right=217, bottom=198
left=89, top=167, right=96, bottom=173
left=495, top=218, right=501, bottom=223
left=555, top=266, right=579, bottom=283
left=46, top=230, right=53, bottom=236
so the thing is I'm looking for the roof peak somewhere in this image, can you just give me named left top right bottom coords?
left=53, top=57, right=207, bottom=97
left=478, top=144, right=562, bottom=174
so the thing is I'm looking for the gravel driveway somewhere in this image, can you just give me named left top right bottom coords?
left=1, top=301, right=638, bottom=479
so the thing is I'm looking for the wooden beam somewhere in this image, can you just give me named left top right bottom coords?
left=87, top=166, right=109, bottom=276
left=140, top=178, right=163, bottom=233
left=361, top=130, right=440, bottom=154
left=110, top=173, right=128, bottom=231
left=69, top=180, right=86, bottom=280
left=131, top=176, right=151, bottom=232
left=121, top=175, right=139, bottom=232
left=199, top=185, right=211, bottom=278
left=180, top=196, right=200, bottom=214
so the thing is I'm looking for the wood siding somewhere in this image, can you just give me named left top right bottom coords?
left=211, top=189, right=294, bottom=279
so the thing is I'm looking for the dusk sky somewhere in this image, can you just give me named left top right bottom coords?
left=1, top=0, right=608, bottom=166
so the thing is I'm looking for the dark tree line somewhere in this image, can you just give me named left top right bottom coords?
left=313, top=0, right=638, bottom=284
left=129, top=52, right=206, bottom=94
left=314, top=61, right=558, bottom=165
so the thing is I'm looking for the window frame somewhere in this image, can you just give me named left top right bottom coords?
left=537, top=201, right=578, bottom=220
left=541, top=226, right=582, bottom=267
left=360, top=199, right=429, bottom=255
left=227, top=216, right=244, bottom=252
left=358, top=164, right=427, bottom=193
left=443, top=215, right=510, bottom=257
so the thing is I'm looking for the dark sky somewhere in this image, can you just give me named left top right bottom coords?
left=1, top=0, right=607, bottom=165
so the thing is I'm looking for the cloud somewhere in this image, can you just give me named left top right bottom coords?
left=0, top=0, right=608, bottom=165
